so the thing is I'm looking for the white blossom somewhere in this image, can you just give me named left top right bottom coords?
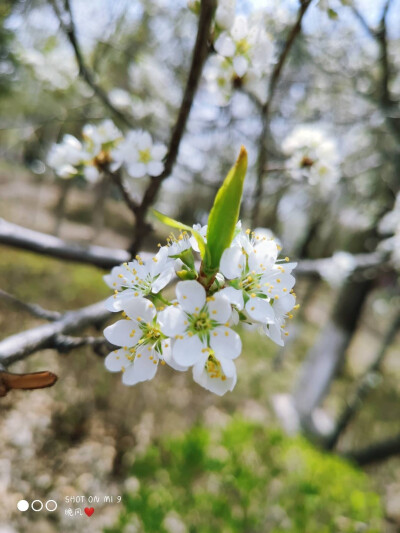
left=282, top=125, right=340, bottom=191
left=158, top=281, right=241, bottom=386
left=47, top=134, right=87, bottom=179
left=112, top=130, right=167, bottom=179
left=214, top=15, right=274, bottom=78
left=320, top=251, right=357, bottom=287
left=104, top=298, right=184, bottom=386
left=104, top=248, right=175, bottom=311
left=215, top=0, right=236, bottom=31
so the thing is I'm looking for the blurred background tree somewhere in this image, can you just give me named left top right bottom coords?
left=0, top=0, right=400, bottom=531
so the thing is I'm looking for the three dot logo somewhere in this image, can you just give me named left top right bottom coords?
left=17, top=499, right=57, bottom=512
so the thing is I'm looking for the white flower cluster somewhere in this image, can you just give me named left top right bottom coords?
left=282, top=126, right=340, bottom=193
left=47, top=122, right=167, bottom=182
left=103, top=224, right=297, bottom=396
left=379, top=192, right=400, bottom=267
left=205, top=1, right=275, bottom=105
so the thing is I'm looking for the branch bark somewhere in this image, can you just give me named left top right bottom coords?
left=0, top=289, right=62, bottom=321
left=0, top=300, right=111, bottom=366
left=326, top=312, right=400, bottom=450
left=0, top=218, right=131, bottom=269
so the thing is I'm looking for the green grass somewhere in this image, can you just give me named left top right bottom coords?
left=106, top=418, right=383, bottom=533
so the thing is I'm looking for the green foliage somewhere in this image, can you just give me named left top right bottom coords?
left=205, top=146, right=247, bottom=274
left=106, top=418, right=383, bottom=533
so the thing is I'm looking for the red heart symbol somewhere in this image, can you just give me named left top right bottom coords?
left=84, top=507, right=94, bottom=517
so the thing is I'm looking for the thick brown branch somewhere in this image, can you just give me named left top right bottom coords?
left=251, top=0, right=312, bottom=226
left=52, top=0, right=135, bottom=129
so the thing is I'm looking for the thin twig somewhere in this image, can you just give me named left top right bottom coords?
left=251, top=0, right=312, bottom=227
left=0, top=289, right=62, bottom=321
left=342, top=431, right=400, bottom=465
left=326, top=312, right=400, bottom=450
left=51, top=0, right=135, bottom=129
left=128, top=0, right=216, bottom=256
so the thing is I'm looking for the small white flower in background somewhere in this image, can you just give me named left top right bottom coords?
left=112, top=130, right=167, bottom=179
left=103, top=222, right=297, bottom=395
left=82, top=119, right=122, bottom=152
left=320, top=251, right=357, bottom=288
left=204, top=55, right=235, bottom=106
left=214, top=15, right=274, bottom=78
left=215, top=0, right=236, bottom=31
left=47, top=134, right=87, bottom=178
left=282, top=125, right=340, bottom=191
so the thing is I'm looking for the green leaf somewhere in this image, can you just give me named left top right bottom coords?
left=152, top=209, right=208, bottom=261
left=206, top=146, right=248, bottom=272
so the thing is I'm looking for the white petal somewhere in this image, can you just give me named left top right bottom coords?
left=104, top=348, right=131, bottom=372
left=137, top=131, right=152, bottom=150
left=162, top=340, right=189, bottom=372
left=264, top=323, right=284, bottom=346
left=192, top=356, right=237, bottom=396
left=233, top=55, right=248, bottom=77
left=210, top=326, right=242, bottom=359
left=104, top=289, right=141, bottom=311
left=214, top=33, right=235, bottom=57
left=219, top=246, right=244, bottom=279
left=219, top=287, right=244, bottom=310
left=147, top=161, right=164, bottom=176
left=121, top=297, right=156, bottom=323
left=158, top=306, right=187, bottom=337
left=151, top=144, right=167, bottom=160
left=176, top=280, right=206, bottom=313
left=151, top=267, right=174, bottom=293
left=122, top=348, right=158, bottom=385
left=219, top=356, right=237, bottom=378
left=245, top=297, right=275, bottom=324
left=104, top=319, right=141, bottom=347
left=127, top=162, right=146, bottom=178
left=207, top=293, right=231, bottom=323
left=274, top=293, right=296, bottom=316
left=172, top=335, right=206, bottom=366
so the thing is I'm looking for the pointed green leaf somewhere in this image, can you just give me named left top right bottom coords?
left=152, top=209, right=208, bottom=260
left=206, top=146, right=248, bottom=271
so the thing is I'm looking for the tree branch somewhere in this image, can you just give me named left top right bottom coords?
left=0, top=300, right=111, bottom=366
left=0, top=218, right=132, bottom=269
left=343, top=432, right=400, bottom=465
left=51, top=0, right=135, bottom=129
left=251, top=0, right=312, bottom=226
left=0, top=289, right=62, bottom=321
left=128, top=0, right=216, bottom=256
left=326, top=312, right=400, bottom=450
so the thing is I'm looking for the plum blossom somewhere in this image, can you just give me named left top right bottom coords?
left=112, top=130, right=167, bottom=178
left=214, top=15, right=274, bottom=78
left=47, top=134, right=87, bottom=178
left=282, top=125, right=340, bottom=191
left=104, top=297, right=184, bottom=386
left=220, top=229, right=296, bottom=328
left=104, top=247, right=175, bottom=311
left=102, top=221, right=297, bottom=395
left=215, top=0, right=236, bottom=31
left=158, top=280, right=242, bottom=367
